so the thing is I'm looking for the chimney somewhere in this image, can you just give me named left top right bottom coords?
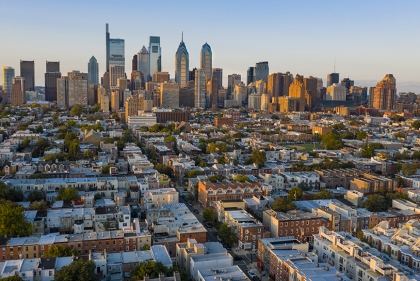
left=159, top=273, right=165, bottom=281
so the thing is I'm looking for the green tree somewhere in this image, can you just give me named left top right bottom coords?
left=68, top=139, right=80, bottom=161
left=206, top=142, right=217, bottom=153
left=271, top=198, right=296, bottom=212
left=288, top=187, right=303, bottom=200
left=17, top=138, right=31, bottom=152
left=187, top=169, right=199, bottom=178
left=94, top=193, right=102, bottom=201
left=394, top=132, right=406, bottom=139
left=164, top=135, right=176, bottom=143
left=314, top=189, right=333, bottom=199
left=198, top=161, right=207, bottom=167
left=234, top=175, right=250, bottom=182
left=0, top=205, right=33, bottom=238
left=70, top=104, right=83, bottom=117
left=356, top=131, right=367, bottom=140
left=54, top=259, right=97, bottom=281
left=321, top=132, right=344, bottom=150
left=363, top=194, right=388, bottom=212
left=149, top=124, right=160, bottom=132
left=32, top=200, right=48, bottom=210
left=0, top=276, right=25, bottom=281
left=140, top=244, right=151, bottom=250
left=64, top=132, right=78, bottom=151
left=154, top=164, right=173, bottom=177
left=36, top=124, right=44, bottom=133
left=251, top=150, right=266, bottom=167
left=83, top=149, right=94, bottom=160
left=130, top=261, right=170, bottom=280
left=207, top=174, right=223, bottom=183
left=44, top=245, right=79, bottom=258
left=56, top=187, right=79, bottom=202
left=27, top=190, right=44, bottom=202
left=271, top=114, right=280, bottom=120
left=32, top=138, right=50, bottom=157
left=361, top=143, right=384, bottom=158
left=332, top=123, right=346, bottom=131
left=401, top=162, right=420, bottom=175
left=411, top=120, right=420, bottom=129
left=218, top=222, right=236, bottom=246
left=0, top=181, right=23, bottom=202
left=203, top=207, right=217, bottom=223
left=217, top=155, right=227, bottom=165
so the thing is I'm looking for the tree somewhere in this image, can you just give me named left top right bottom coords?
left=234, top=175, right=250, bottom=182
left=271, top=114, right=280, bottom=120
left=68, top=139, right=80, bottom=161
left=94, top=193, right=102, bottom=201
left=321, top=132, right=344, bottom=150
left=217, top=155, right=227, bottom=165
left=54, top=258, right=97, bottom=281
left=149, top=124, right=160, bottom=133
left=314, top=189, right=333, bottom=199
left=17, top=138, right=31, bottom=152
left=206, top=142, right=217, bottom=153
left=0, top=277, right=24, bottom=281
left=44, top=245, right=79, bottom=258
left=288, top=187, right=303, bottom=200
left=394, top=132, right=406, bottom=139
left=64, top=132, right=78, bottom=151
left=164, top=135, right=176, bottom=143
left=251, top=150, right=266, bottom=167
left=187, top=169, right=199, bottom=178
left=83, top=149, right=94, bottom=160
left=57, top=187, right=79, bottom=202
left=36, top=124, right=44, bottom=134
left=0, top=181, right=23, bottom=202
left=271, top=198, right=296, bottom=212
left=412, top=120, right=420, bottom=129
left=0, top=205, right=33, bottom=238
left=203, top=207, right=217, bottom=223
left=130, top=261, right=170, bottom=280
left=218, top=222, right=236, bottom=246
left=140, top=244, right=151, bottom=250
left=207, top=174, right=223, bottom=183
left=363, top=194, right=388, bottom=212
left=32, top=200, right=48, bottom=210
left=154, top=164, right=173, bottom=177
left=27, top=190, right=44, bottom=202
left=70, top=104, right=83, bottom=117
left=32, top=138, right=50, bottom=158
left=332, top=123, right=346, bottom=131
left=361, top=143, right=384, bottom=158
left=401, top=162, right=420, bottom=175
left=356, top=131, right=367, bottom=140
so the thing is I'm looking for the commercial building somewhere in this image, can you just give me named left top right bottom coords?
left=372, top=74, right=396, bottom=110
left=194, top=68, right=206, bottom=108
left=154, top=109, right=190, bottom=123
left=267, top=73, right=282, bottom=99
left=277, top=96, right=297, bottom=113
left=11, top=77, right=26, bottom=106
left=288, top=74, right=306, bottom=112
left=57, top=71, right=88, bottom=108
left=174, top=35, right=189, bottom=87
left=137, top=46, right=150, bottom=82
left=255, top=61, right=269, bottom=83
left=304, top=76, right=319, bottom=110
left=45, top=61, right=61, bottom=102
left=1, top=66, right=15, bottom=95
left=327, top=72, right=339, bottom=87
left=214, top=117, right=234, bottom=128
left=20, top=60, right=35, bottom=91
left=227, top=74, right=241, bottom=96
left=159, top=82, right=179, bottom=107
left=149, top=36, right=161, bottom=78
left=153, top=72, right=170, bottom=83
left=200, top=43, right=212, bottom=82
left=247, top=67, right=255, bottom=85
left=326, top=83, right=347, bottom=101
left=88, top=56, right=99, bottom=84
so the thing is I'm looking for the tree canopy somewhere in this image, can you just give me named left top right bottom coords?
left=0, top=204, right=33, bottom=238
left=288, top=187, right=303, bottom=200
left=54, top=259, right=97, bottom=281
left=70, top=104, right=83, bottom=117
left=203, top=207, right=217, bottom=223
left=56, top=187, right=79, bottom=202
left=321, top=132, right=344, bottom=150
left=218, top=222, right=236, bottom=246
left=361, top=143, right=384, bottom=158
left=130, top=261, right=170, bottom=280
left=234, top=175, right=250, bottom=182
left=44, top=245, right=79, bottom=258
left=271, top=198, right=296, bottom=212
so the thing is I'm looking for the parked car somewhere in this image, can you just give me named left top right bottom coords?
left=205, top=222, right=212, bottom=228
left=247, top=271, right=257, bottom=278
left=193, top=209, right=199, bottom=214
left=233, top=255, right=242, bottom=260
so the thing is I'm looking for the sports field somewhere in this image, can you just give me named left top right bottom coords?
left=285, top=143, right=324, bottom=152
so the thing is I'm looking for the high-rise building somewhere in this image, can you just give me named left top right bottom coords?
left=106, top=23, right=110, bottom=72
left=278, top=96, right=298, bottom=113
left=368, top=87, right=375, bottom=108
left=200, top=43, right=212, bottom=82
left=175, top=34, right=189, bottom=87
left=288, top=74, right=306, bottom=112
left=110, top=65, right=125, bottom=87
left=117, top=78, right=128, bottom=105
left=11, top=77, right=25, bottom=106
left=99, top=86, right=110, bottom=113
left=1, top=66, right=15, bottom=94
left=194, top=68, right=206, bottom=108
left=88, top=83, right=99, bottom=105
left=233, top=82, right=247, bottom=106
left=153, top=72, right=170, bottom=83
left=341, top=78, right=354, bottom=91
left=20, top=60, right=35, bottom=91
left=208, top=75, right=219, bottom=109
left=303, top=76, right=319, bottom=110
left=45, top=61, right=61, bottom=102
left=255, top=61, right=269, bottom=83
left=189, top=67, right=197, bottom=82
left=282, top=72, right=294, bottom=97
left=88, top=56, right=99, bottom=84
left=138, top=46, right=150, bottom=82
left=159, top=82, right=179, bottom=108
left=149, top=36, right=161, bottom=79
left=57, top=71, right=88, bottom=108
left=372, top=74, right=396, bottom=110
left=267, top=73, right=282, bottom=99
left=212, top=68, right=223, bottom=89
left=327, top=73, right=339, bottom=87
left=131, top=71, right=143, bottom=91
left=111, top=89, right=120, bottom=112
left=109, top=38, right=125, bottom=84
left=247, top=67, right=255, bottom=85
left=227, top=74, right=241, bottom=96
left=180, top=81, right=195, bottom=108
left=132, top=54, right=138, bottom=72
left=326, top=83, right=347, bottom=101
left=255, top=80, right=266, bottom=95
left=248, top=93, right=261, bottom=110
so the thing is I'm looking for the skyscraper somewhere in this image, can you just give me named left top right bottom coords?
left=175, top=34, right=189, bottom=88
left=255, top=62, right=269, bottom=83
left=227, top=74, right=241, bottom=96
left=11, top=77, right=26, bottom=106
left=45, top=61, right=61, bottom=102
left=194, top=68, right=206, bottom=108
left=1, top=66, right=15, bottom=94
left=88, top=56, right=99, bottom=84
left=372, top=74, right=396, bottom=110
left=149, top=36, right=161, bottom=78
left=208, top=75, right=219, bottom=109
left=106, top=23, right=110, bottom=72
left=200, top=43, right=212, bottom=82
left=132, top=54, right=138, bottom=72
left=327, top=73, right=339, bottom=87
left=57, top=71, right=88, bottom=108
left=303, top=76, right=318, bottom=110
left=288, top=74, right=306, bottom=112
left=267, top=73, right=282, bottom=99
left=20, top=60, right=35, bottom=91
left=247, top=67, right=255, bottom=85
left=137, top=46, right=150, bottom=82
left=212, top=68, right=223, bottom=89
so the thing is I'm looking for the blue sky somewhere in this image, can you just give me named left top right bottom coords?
left=1, top=0, right=420, bottom=93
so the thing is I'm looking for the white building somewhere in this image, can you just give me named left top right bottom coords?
left=326, top=83, right=346, bottom=101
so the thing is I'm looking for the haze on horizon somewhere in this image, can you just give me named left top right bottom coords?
left=1, top=0, right=420, bottom=93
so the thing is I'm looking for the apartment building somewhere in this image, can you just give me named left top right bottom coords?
left=316, top=169, right=365, bottom=189
left=350, top=174, right=398, bottom=195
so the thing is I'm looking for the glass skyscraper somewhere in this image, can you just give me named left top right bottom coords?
left=137, top=46, right=150, bottom=82
left=175, top=35, right=189, bottom=87
left=149, top=36, right=161, bottom=78
left=200, top=43, right=212, bottom=82
left=88, top=56, right=99, bottom=84
left=1, top=66, right=15, bottom=94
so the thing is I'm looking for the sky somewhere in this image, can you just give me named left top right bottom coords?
left=1, top=0, right=420, bottom=93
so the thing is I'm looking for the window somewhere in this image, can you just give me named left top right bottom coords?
left=291, top=222, right=294, bottom=226
left=49, top=271, right=52, bottom=276
left=306, top=220, right=309, bottom=225
left=245, top=236, right=248, bottom=241
left=258, top=228, right=261, bottom=233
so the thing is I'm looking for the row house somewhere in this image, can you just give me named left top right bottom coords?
left=315, top=168, right=365, bottom=189
left=350, top=173, right=399, bottom=195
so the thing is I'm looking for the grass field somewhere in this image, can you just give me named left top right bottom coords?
left=285, top=143, right=324, bottom=152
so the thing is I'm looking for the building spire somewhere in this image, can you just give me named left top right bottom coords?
left=182, top=31, right=183, bottom=42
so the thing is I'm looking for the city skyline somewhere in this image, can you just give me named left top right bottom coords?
left=1, top=1, right=420, bottom=93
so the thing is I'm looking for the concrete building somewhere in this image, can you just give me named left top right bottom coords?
left=327, top=73, right=339, bottom=87
left=288, top=74, right=306, bottom=112
left=255, top=61, right=269, bottom=83
left=189, top=253, right=233, bottom=280
left=267, top=72, right=282, bottom=99
left=278, top=96, right=297, bottom=113
left=1, top=66, right=15, bottom=94
left=11, top=76, right=26, bottom=106
left=311, top=125, right=332, bottom=136
left=304, top=76, right=319, bottom=110
left=153, top=72, right=170, bottom=83
left=208, top=75, right=219, bottom=109
left=99, top=86, right=110, bottom=113
left=45, top=61, right=61, bottom=102
left=373, top=74, right=396, bottom=110
left=20, top=60, right=35, bottom=91
left=179, top=83, right=195, bottom=108
left=227, top=74, right=241, bottom=96
left=194, top=68, right=206, bottom=108
left=248, top=93, right=261, bottom=110
left=326, top=83, right=347, bottom=101
left=125, top=92, right=150, bottom=121
left=159, top=82, right=179, bottom=108
left=111, top=89, right=119, bottom=112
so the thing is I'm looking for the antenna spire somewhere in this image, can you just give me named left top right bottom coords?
left=182, top=31, right=183, bottom=42
left=334, top=57, right=336, bottom=73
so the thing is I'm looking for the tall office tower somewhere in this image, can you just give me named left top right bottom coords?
left=255, top=80, right=266, bottom=95
left=45, top=61, right=61, bottom=102
left=110, top=65, right=125, bottom=87
left=327, top=73, right=339, bottom=87
left=175, top=34, right=189, bottom=87
left=157, top=56, right=162, bottom=72
left=99, top=86, right=110, bottom=113
left=57, top=77, right=69, bottom=107
left=326, top=83, right=346, bottom=101
left=149, top=36, right=161, bottom=79
left=254, top=62, right=269, bottom=83
left=20, top=60, right=35, bottom=91
left=57, top=71, right=88, bottom=108
left=316, top=78, right=323, bottom=90
left=278, top=96, right=298, bottom=113
left=248, top=93, right=261, bottom=110
left=88, top=56, right=99, bottom=84
left=131, top=71, right=143, bottom=91
left=373, top=74, right=396, bottom=110
left=153, top=72, right=170, bottom=83
left=132, top=54, right=138, bottom=72
left=190, top=67, right=197, bottom=82
left=11, top=77, right=26, bottom=106
left=227, top=74, right=241, bottom=96
left=200, top=42, right=212, bottom=82
left=1, top=66, right=15, bottom=94
left=282, top=72, right=294, bottom=96
left=106, top=23, right=110, bottom=72
left=180, top=81, right=195, bottom=108
left=159, top=82, right=179, bottom=107
left=102, top=72, right=110, bottom=90
left=88, top=83, right=99, bottom=105
left=194, top=68, right=206, bottom=108
left=267, top=73, right=282, bottom=99
left=208, top=75, right=219, bottom=109
left=303, top=76, right=318, bottom=110
left=111, top=89, right=120, bottom=112
left=233, top=82, right=247, bottom=105
left=288, top=74, right=306, bottom=112
left=117, top=78, right=129, bottom=105
left=137, top=46, right=150, bottom=82
left=341, top=78, right=354, bottom=94
left=247, top=67, right=255, bottom=85
left=212, top=68, right=223, bottom=89
left=368, top=87, right=375, bottom=107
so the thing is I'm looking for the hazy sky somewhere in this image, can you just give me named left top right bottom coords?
left=1, top=0, right=420, bottom=93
